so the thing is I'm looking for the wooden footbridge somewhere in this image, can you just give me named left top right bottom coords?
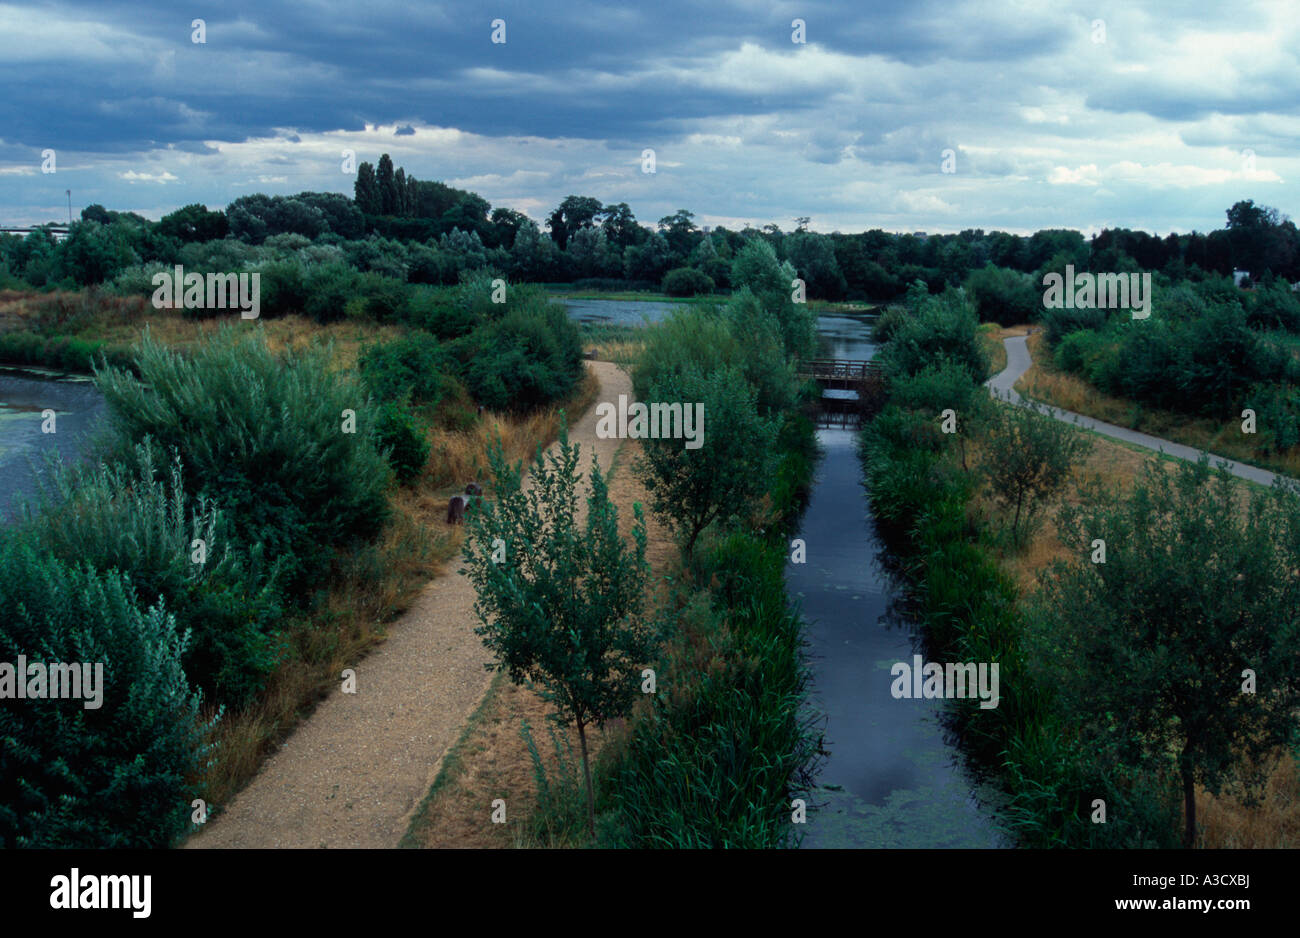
left=798, top=358, right=887, bottom=425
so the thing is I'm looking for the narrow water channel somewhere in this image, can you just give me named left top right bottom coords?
left=794, top=304, right=1004, bottom=847
left=789, top=427, right=1005, bottom=847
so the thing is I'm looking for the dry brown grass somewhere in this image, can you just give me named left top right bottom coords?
left=404, top=437, right=678, bottom=848
left=1200, top=753, right=1300, bottom=848
left=0, top=288, right=406, bottom=371
left=586, top=338, right=644, bottom=366
left=1015, top=330, right=1300, bottom=478
left=421, top=367, right=600, bottom=492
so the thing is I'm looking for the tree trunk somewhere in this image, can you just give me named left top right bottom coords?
left=1013, top=490, right=1024, bottom=544
left=576, top=719, right=595, bottom=839
left=1182, top=762, right=1196, bottom=848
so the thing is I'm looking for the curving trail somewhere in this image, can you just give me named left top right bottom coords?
left=988, top=334, right=1284, bottom=488
left=186, top=361, right=630, bottom=849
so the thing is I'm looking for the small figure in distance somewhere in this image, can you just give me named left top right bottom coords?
left=447, top=482, right=484, bottom=524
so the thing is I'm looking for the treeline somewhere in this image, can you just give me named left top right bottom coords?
left=5, top=145, right=1295, bottom=304
left=861, top=285, right=1300, bottom=847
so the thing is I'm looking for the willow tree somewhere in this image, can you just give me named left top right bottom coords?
left=1032, top=457, right=1300, bottom=847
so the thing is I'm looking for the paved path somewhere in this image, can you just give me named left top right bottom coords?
left=988, top=334, right=1286, bottom=489
left=186, top=361, right=630, bottom=849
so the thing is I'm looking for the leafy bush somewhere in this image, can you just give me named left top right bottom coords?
left=890, top=357, right=985, bottom=418
left=302, top=261, right=362, bottom=323
left=374, top=402, right=430, bottom=481
left=634, top=302, right=796, bottom=417
left=358, top=332, right=453, bottom=406
left=94, top=328, right=391, bottom=600
left=256, top=260, right=309, bottom=317
left=1040, top=304, right=1110, bottom=345
left=979, top=400, right=1093, bottom=545
left=963, top=265, right=1041, bottom=323
left=1245, top=281, right=1300, bottom=332
left=9, top=442, right=285, bottom=707
left=661, top=267, right=715, bottom=297
left=1246, top=383, right=1300, bottom=454
left=870, top=303, right=910, bottom=343
left=0, top=540, right=210, bottom=847
left=877, top=289, right=988, bottom=382
left=455, top=299, right=583, bottom=412
left=1052, top=328, right=1099, bottom=375
left=636, top=364, right=779, bottom=558
left=1110, top=305, right=1283, bottom=418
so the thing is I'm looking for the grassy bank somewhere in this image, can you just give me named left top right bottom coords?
left=407, top=258, right=825, bottom=848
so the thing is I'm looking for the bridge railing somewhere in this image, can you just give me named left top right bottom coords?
left=798, top=359, right=882, bottom=380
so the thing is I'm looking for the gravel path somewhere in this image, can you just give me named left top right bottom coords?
left=989, top=334, right=1285, bottom=488
left=187, top=361, right=630, bottom=849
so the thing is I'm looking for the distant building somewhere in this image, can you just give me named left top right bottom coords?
left=913, top=231, right=928, bottom=240
left=1233, top=269, right=1251, bottom=287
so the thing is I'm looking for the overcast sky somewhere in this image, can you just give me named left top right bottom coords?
left=1, top=0, right=1296, bottom=235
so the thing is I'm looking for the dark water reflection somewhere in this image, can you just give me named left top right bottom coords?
left=789, top=428, right=1005, bottom=847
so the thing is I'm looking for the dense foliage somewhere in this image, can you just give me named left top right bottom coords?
left=94, top=328, right=392, bottom=601
left=0, top=541, right=210, bottom=848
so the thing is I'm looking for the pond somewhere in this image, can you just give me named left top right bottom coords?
left=0, top=366, right=106, bottom=522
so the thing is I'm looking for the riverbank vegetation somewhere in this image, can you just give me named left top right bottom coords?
left=0, top=273, right=592, bottom=847
left=409, top=242, right=823, bottom=848
left=861, top=284, right=1300, bottom=847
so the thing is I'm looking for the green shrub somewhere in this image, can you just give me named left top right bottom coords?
left=963, top=265, right=1040, bottom=323
left=634, top=301, right=796, bottom=418
left=94, top=327, right=391, bottom=600
left=1052, top=328, right=1101, bottom=374
left=877, top=289, right=988, bottom=382
left=358, top=332, right=453, bottom=405
left=0, top=540, right=210, bottom=847
left=455, top=300, right=583, bottom=412
left=0, top=330, right=135, bottom=374
left=661, top=266, right=715, bottom=297
left=375, top=402, right=430, bottom=481
left=605, top=535, right=817, bottom=848
left=870, top=303, right=910, bottom=343
left=9, top=442, right=285, bottom=708
left=1041, top=304, right=1109, bottom=345
left=302, top=261, right=361, bottom=323
left=256, top=260, right=309, bottom=317
left=636, top=364, right=779, bottom=559
left=356, top=271, right=412, bottom=322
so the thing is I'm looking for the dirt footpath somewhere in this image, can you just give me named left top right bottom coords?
left=187, top=361, right=629, bottom=849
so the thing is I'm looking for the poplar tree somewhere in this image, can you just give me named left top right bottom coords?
left=354, top=161, right=380, bottom=214
left=376, top=153, right=396, bottom=215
